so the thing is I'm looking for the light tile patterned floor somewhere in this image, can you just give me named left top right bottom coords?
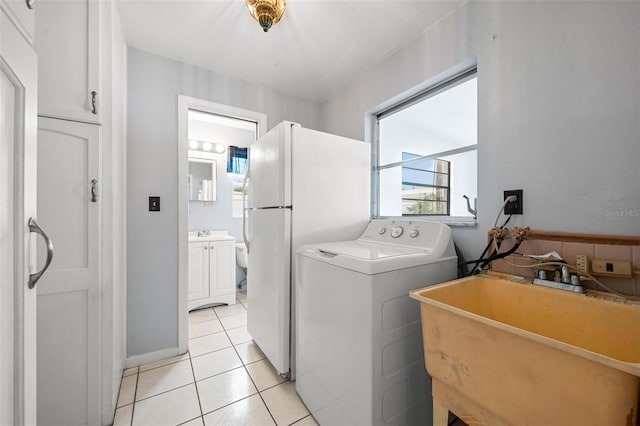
left=113, top=293, right=317, bottom=426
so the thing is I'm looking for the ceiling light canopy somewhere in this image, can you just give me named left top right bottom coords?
left=246, top=0, right=286, bottom=33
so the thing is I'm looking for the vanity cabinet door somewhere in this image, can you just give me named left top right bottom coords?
left=209, top=241, right=236, bottom=300
left=188, top=242, right=210, bottom=301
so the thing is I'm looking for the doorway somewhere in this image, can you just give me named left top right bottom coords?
left=176, top=96, right=266, bottom=352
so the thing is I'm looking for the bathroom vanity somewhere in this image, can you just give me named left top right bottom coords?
left=188, top=231, right=236, bottom=310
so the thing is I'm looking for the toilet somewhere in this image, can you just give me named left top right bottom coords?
left=236, top=243, right=248, bottom=268
left=236, top=243, right=248, bottom=290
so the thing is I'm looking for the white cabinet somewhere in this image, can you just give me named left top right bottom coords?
left=32, top=1, right=126, bottom=424
left=35, top=0, right=100, bottom=124
left=188, top=239, right=236, bottom=310
left=1, top=0, right=35, bottom=43
left=188, top=242, right=210, bottom=301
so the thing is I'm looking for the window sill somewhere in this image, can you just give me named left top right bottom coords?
left=376, top=216, right=477, bottom=227
left=435, top=216, right=478, bottom=227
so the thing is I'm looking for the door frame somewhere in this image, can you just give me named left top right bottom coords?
left=176, top=96, right=266, bottom=352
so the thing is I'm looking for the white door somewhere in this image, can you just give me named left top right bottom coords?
left=247, top=122, right=291, bottom=209
left=0, top=8, right=38, bottom=425
left=188, top=242, right=210, bottom=301
left=36, top=117, right=101, bottom=426
left=246, top=208, right=291, bottom=375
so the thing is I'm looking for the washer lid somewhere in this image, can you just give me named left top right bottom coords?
left=296, top=240, right=453, bottom=275
left=313, top=241, right=426, bottom=260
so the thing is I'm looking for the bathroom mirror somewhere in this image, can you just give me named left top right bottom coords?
left=188, top=158, right=217, bottom=201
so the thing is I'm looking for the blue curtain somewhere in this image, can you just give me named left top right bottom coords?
left=227, top=146, right=248, bottom=174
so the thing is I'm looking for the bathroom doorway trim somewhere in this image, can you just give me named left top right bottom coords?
left=177, top=95, right=267, bottom=353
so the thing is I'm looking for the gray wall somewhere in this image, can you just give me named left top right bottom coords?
left=319, top=1, right=640, bottom=261
left=126, top=47, right=321, bottom=356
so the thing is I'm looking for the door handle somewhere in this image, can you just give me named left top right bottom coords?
left=28, top=218, right=54, bottom=289
left=91, top=179, right=98, bottom=202
left=91, top=91, right=97, bottom=114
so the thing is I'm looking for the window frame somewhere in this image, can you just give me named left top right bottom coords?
left=401, top=153, right=451, bottom=216
left=371, top=67, right=478, bottom=224
left=227, top=145, right=249, bottom=174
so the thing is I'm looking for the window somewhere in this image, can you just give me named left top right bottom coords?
left=227, top=147, right=249, bottom=217
left=374, top=68, right=477, bottom=220
left=230, top=174, right=247, bottom=218
left=227, top=146, right=248, bottom=174
left=402, top=153, right=450, bottom=215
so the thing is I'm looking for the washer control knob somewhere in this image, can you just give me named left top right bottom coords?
left=390, top=226, right=404, bottom=238
left=409, top=229, right=420, bottom=238
left=378, top=227, right=387, bottom=235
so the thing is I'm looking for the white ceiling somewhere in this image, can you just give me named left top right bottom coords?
left=116, top=0, right=464, bottom=102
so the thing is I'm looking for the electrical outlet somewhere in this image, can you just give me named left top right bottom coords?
left=504, top=189, right=523, bottom=215
left=576, top=255, right=589, bottom=274
left=591, top=259, right=633, bottom=278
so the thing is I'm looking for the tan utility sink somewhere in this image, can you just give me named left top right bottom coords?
left=410, top=275, right=640, bottom=426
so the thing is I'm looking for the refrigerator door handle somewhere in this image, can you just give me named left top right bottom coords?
left=242, top=171, right=250, bottom=253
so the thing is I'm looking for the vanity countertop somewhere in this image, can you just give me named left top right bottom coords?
left=188, top=230, right=235, bottom=243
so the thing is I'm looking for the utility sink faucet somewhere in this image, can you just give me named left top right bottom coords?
left=533, top=266, right=583, bottom=293
left=463, top=195, right=477, bottom=218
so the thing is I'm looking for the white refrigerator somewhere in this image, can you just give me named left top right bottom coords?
left=244, top=121, right=370, bottom=377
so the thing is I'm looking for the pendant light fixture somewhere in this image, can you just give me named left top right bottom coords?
left=246, top=0, right=286, bottom=32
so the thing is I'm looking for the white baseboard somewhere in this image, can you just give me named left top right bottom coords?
left=125, top=347, right=184, bottom=368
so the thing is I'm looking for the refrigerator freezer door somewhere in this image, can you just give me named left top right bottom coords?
left=246, top=208, right=292, bottom=375
left=248, top=122, right=292, bottom=209
left=289, top=125, right=371, bottom=251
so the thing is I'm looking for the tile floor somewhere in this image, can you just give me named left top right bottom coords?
left=113, top=293, right=317, bottom=426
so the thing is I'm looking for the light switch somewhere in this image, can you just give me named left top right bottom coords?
left=149, top=196, right=160, bottom=212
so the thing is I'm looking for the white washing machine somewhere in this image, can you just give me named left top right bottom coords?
left=294, top=220, right=457, bottom=426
